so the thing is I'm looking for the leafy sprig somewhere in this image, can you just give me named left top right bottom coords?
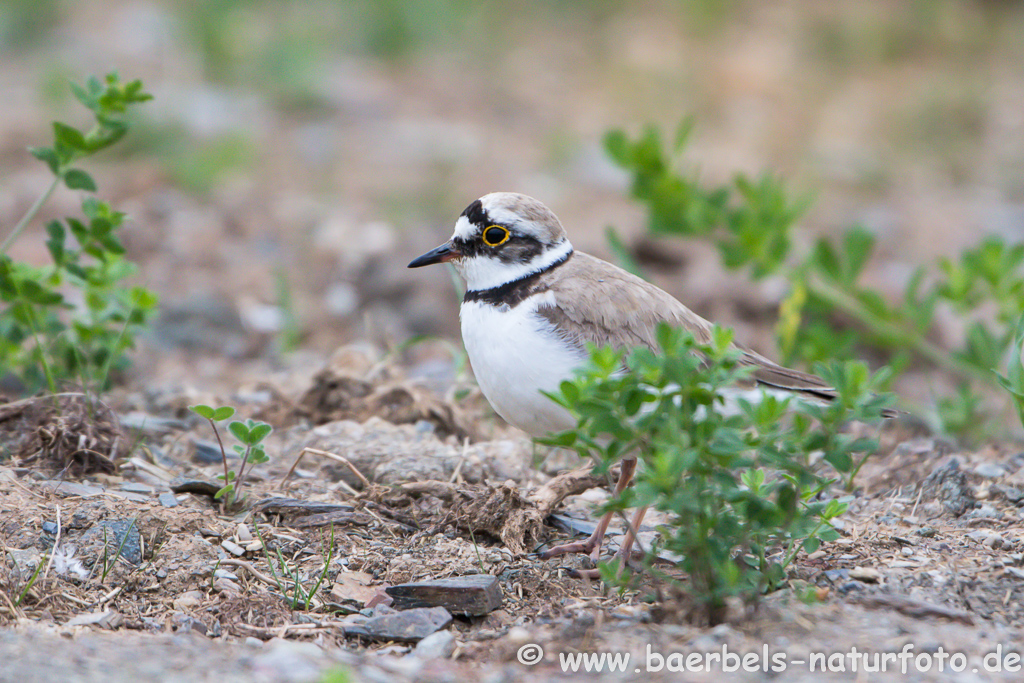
left=542, top=324, right=892, bottom=621
left=605, top=121, right=1024, bottom=437
left=189, top=404, right=272, bottom=509
left=0, top=73, right=156, bottom=392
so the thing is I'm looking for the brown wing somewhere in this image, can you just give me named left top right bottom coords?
left=536, top=252, right=837, bottom=401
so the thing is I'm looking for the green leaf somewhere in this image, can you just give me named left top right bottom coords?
left=53, top=122, right=87, bottom=152
left=189, top=404, right=215, bottom=419
left=63, top=169, right=97, bottom=192
left=842, top=227, right=875, bottom=281
left=29, top=146, right=60, bottom=174
left=212, top=406, right=236, bottom=421
left=228, top=420, right=251, bottom=443
left=248, top=422, right=272, bottom=444
left=45, top=221, right=66, bottom=265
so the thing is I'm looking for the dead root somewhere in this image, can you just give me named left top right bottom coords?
left=255, top=346, right=476, bottom=440
left=345, top=465, right=611, bottom=556
left=0, top=393, right=127, bottom=476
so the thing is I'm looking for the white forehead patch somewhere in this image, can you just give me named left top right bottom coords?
left=452, top=215, right=475, bottom=241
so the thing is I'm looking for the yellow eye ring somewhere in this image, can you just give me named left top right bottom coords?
left=482, top=225, right=510, bottom=247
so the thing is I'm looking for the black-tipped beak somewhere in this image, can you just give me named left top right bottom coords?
left=408, top=242, right=460, bottom=268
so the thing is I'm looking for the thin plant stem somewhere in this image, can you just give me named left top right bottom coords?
left=1, top=176, right=60, bottom=255
left=206, top=419, right=232, bottom=504
left=805, top=275, right=992, bottom=386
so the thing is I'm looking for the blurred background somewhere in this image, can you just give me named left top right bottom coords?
left=2, top=0, right=1023, bottom=404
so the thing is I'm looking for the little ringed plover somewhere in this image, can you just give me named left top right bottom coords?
left=409, top=192, right=857, bottom=571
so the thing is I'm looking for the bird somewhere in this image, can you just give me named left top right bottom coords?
left=408, top=191, right=857, bottom=574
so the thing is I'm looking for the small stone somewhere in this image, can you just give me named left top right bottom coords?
left=173, top=591, right=203, bottom=610
left=344, top=606, right=453, bottom=642
left=330, top=570, right=377, bottom=606
left=849, top=566, right=882, bottom=582
left=505, top=626, right=532, bottom=646
left=66, top=609, right=123, bottom=629
left=221, top=540, right=245, bottom=556
left=42, top=521, right=58, bottom=535
left=1000, top=487, right=1024, bottom=505
left=236, top=523, right=253, bottom=542
left=823, top=568, right=849, bottom=582
left=214, top=568, right=239, bottom=580
left=413, top=629, right=456, bottom=659
left=967, top=529, right=1001, bottom=546
left=974, top=463, right=1005, bottom=479
left=170, top=477, right=222, bottom=497
left=920, top=461, right=974, bottom=517
left=245, top=637, right=264, bottom=648
left=79, top=519, right=143, bottom=565
left=121, top=482, right=154, bottom=494
left=914, top=527, right=938, bottom=538
left=386, top=575, right=502, bottom=616
left=969, top=504, right=1003, bottom=519
left=245, top=540, right=264, bottom=553
left=158, top=492, right=179, bottom=508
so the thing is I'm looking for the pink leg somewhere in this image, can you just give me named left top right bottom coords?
left=571, top=504, right=651, bottom=580
left=614, top=504, right=650, bottom=563
left=539, top=458, right=637, bottom=563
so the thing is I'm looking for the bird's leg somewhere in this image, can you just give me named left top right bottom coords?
left=539, top=457, right=637, bottom=562
left=614, top=504, right=650, bottom=565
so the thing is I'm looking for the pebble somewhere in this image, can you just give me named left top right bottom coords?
left=505, top=626, right=532, bottom=646
left=158, top=492, right=179, bottom=508
left=236, top=523, right=253, bottom=542
left=974, top=463, right=1005, bottom=478
left=413, top=630, right=456, bottom=659
left=824, top=568, right=849, bottom=582
left=344, top=606, right=453, bottom=642
left=849, top=566, right=882, bottom=582
left=173, top=591, right=203, bottom=610
left=80, top=519, right=143, bottom=565
left=221, top=540, right=245, bottom=556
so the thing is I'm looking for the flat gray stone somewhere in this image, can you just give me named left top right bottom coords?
left=158, top=492, right=179, bottom=507
left=344, top=606, right=452, bottom=642
left=386, top=574, right=502, bottom=616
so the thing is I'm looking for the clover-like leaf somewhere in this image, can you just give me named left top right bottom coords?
left=63, top=169, right=97, bottom=192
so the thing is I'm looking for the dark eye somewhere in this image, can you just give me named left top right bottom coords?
left=482, top=225, right=510, bottom=247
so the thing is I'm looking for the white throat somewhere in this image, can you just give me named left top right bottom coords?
left=455, top=239, right=573, bottom=292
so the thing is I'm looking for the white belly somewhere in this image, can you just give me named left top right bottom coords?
left=461, top=294, right=585, bottom=437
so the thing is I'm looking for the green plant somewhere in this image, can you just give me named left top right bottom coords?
left=10, top=551, right=47, bottom=608
left=604, top=121, right=1024, bottom=437
left=541, top=324, right=892, bottom=622
left=0, top=73, right=157, bottom=393
left=996, top=313, right=1024, bottom=432
left=254, top=523, right=334, bottom=610
left=189, top=404, right=272, bottom=509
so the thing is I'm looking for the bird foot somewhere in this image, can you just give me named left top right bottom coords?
left=538, top=539, right=603, bottom=564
